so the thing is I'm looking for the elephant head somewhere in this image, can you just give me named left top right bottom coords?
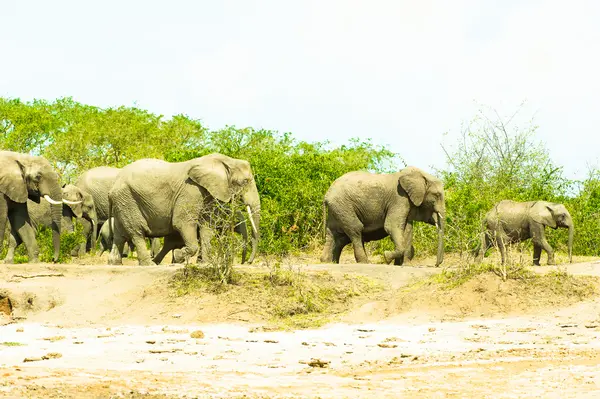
left=398, top=166, right=445, bottom=266
left=61, top=184, right=97, bottom=240
left=188, top=153, right=261, bottom=263
left=531, top=202, right=574, bottom=263
left=0, top=151, right=63, bottom=261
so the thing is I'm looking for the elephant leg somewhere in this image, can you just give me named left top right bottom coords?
left=348, top=231, right=368, bottom=263
left=9, top=208, right=39, bottom=263
left=531, top=224, right=554, bottom=265
left=130, top=235, right=154, bottom=266
left=108, top=219, right=126, bottom=266
left=398, top=222, right=414, bottom=265
left=533, top=238, right=554, bottom=266
left=320, top=228, right=336, bottom=263
left=198, top=224, right=213, bottom=264
left=326, top=204, right=367, bottom=263
left=331, top=233, right=350, bottom=264
left=496, top=231, right=508, bottom=265
left=150, top=238, right=161, bottom=259
left=174, top=223, right=199, bottom=264
left=74, top=218, right=92, bottom=257
left=383, top=216, right=409, bottom=266
left=153, top=235, right=182, bottom=265
left=532, top=244, right=543, bottom=266
left=4, top=227, right=22, bottom=264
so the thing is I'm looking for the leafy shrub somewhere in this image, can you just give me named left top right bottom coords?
left=37, top=223, right=87, bottom=263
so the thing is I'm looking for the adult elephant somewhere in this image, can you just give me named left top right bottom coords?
left=4, top=185, right=87, bottom=263
left=0, top=151, right=63, bottom=263
left=75, top=166, right=158, bottom=257
left=476, top=200, right=574, bottom=266
left=74, top=166, right=119, bottom=254
left=108, top=153, right=261, bottom=266
left=320, top=166, right=445, bottom=266
left=153, top=209, right=253, bottom=265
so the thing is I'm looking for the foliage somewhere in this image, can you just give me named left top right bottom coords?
left=1, top=97, right=398, bottom=256
left=409, top=104, right=573, bottom=258
left=564, top=170, right=600, bottom=256
left=2, top=96, right=600, bottom=261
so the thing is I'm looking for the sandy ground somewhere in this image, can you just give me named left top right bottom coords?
left=2, top=260, right=600, bottom=398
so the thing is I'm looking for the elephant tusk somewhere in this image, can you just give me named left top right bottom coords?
left=43, top=195, right=63, bottom=205
left=62, top=199, right=82, bottom=205
left=247, top=205, right=258, bottom=235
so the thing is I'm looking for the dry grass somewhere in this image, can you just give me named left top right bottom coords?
left=169, top=264, right=383, bottom=329
left=392, top=264, right=599, bottom=319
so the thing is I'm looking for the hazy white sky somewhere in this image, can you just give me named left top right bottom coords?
left=1, top=0, right=599, bottom=179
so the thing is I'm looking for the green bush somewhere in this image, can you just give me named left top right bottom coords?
left=2, top=97, right=600, bottom=260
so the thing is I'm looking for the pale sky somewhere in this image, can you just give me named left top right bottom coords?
left=1, top=0, right=599, bottom=179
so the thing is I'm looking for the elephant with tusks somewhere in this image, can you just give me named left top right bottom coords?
left=0, top=151, right=65, bottom=263
left=107, top=153, right=260, bottom=266
left=4, top=184, right=90, bottom=263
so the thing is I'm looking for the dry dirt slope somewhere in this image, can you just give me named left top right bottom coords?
left=1, top=260, right=600, bottom=398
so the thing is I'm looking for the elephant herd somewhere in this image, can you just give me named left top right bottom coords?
left=0, top=151, right=260, bottom=266
left=0, top=150, right=573, bottom=267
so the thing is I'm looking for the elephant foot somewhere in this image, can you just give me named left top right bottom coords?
left=533, top=261, right=541, bottom=266
left=384, top=250, right=402, bottom=265
left=138, top=260, right=157, bottom=266
left=3, top=258, right=14, bottom=264
left=547, top=260, right=555, bottom=266
left=108, top=253, right=123, bottom=266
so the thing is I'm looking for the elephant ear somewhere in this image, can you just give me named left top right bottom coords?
left=532, top=205, right=557, bottom=229
left=188, top=159, right=231, bottom=202
left=0, top=159, right=28, bottom=203
left=398, top=167, right=427, bottom=206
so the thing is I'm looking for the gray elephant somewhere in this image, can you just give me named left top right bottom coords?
left=4, top=184, right=87, bottom=263
left=476, top=200, right=574, bottom=266
left=320, top=166, right=445, bottom=266
left=153, top=209, right=252, bottom=265
left=75, top=166, right=158, bottom=257
left=0, top=151, right=63, bottom=263
left=74, top=166, right=119, bottom=254
left=108, top=153, right=261, bottom=266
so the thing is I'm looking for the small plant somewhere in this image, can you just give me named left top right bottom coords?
left=1, top=342, right=25, bottom=347
left=170, top=262, right=383, bottom=329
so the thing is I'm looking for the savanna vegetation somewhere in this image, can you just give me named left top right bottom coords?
left=1, top=97, right=599, bottom=264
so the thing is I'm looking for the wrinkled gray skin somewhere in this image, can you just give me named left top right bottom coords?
left=108, top=153, right=261, bottom=266
left=0, top=151, right=63, bottom=263
left=321, top=166, right=445, bottom=266
left=4, top=184, right=88, bottom=263
left=476, top=200, right=574, bottom=266
left=74, top=166, right=118, bottom=254
left=75, top=166, right=158, bottom=257
left=97, top=218, right=161, bottom=257
left=153, top=210, right=251, bottom=265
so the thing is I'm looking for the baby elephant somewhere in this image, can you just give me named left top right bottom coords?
left=477, top=200, right=574, bottom=266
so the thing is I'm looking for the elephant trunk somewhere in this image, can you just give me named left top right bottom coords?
left=87, top=209, right=99, bottom=254
left=568, top=224, right=574, bottom=264
left=242, top=180, right=261, bottom=264
left=48, top=185, right=63, bottom=263
left=435, top=211, right=445, bottom=267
